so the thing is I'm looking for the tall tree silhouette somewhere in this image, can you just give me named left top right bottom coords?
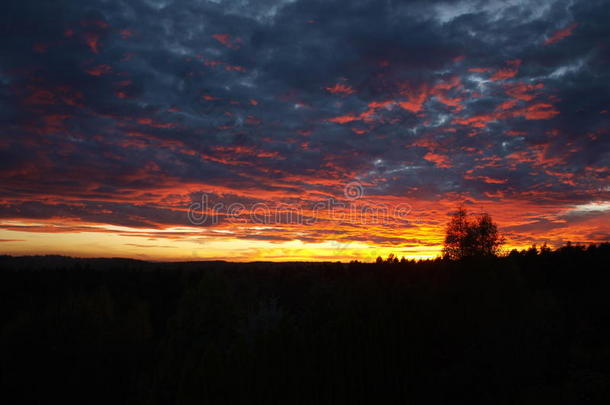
left=443, top=206, right=503, bottom=260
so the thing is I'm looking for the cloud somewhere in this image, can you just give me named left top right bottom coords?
left=544, top=23, right=579, bottom=45
left=0, top=0, right=609, bottom=258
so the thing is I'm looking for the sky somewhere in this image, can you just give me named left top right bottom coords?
left=1, top=0, right=609, bottom=261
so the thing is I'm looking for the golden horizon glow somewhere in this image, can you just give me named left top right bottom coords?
left=1, top=208, right=599, bottom=262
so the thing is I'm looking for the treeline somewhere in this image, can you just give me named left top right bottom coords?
left=1, top=243, right=610, bottom=404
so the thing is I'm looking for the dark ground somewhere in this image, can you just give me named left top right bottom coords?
left=1, top=244, right=610, bottom=404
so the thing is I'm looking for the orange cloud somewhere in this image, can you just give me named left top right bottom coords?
left=136, top=118, right=177, bottom=129
left=212, top=33, right=241, bottom=49
left=544, top=23, right=578, bottom=45
left=505, top=82, right=544, bottom=101
left=453, top=113, right=498, bottom=128
left=496, top=99, right=519, bottom=111
left=86, top=64, right=112, bottom=76
left=84, top=33, right=100, bottom=53
left=513, top=103, right=559, bottom=120
left=423, top=152, right=452, bottom=168
left=327, top=100, right=393, bottom=124
left=468, top=67, right=491, bottom=73
left=327, top=114, right=361, bottom=124
left=482, top=177, right=507, bottom=184
left=490, top=59, right=521, bottom=81
left=325, top=83, right=355, bottom=95
left=435, top=94, right=464, bottom=111
left=399, top=83, right=429, bottom=113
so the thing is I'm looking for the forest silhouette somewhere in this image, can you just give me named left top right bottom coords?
left=2, top=215, right=610, bottom=403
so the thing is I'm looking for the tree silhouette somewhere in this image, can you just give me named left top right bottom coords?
left=442, top=206, right=503, bottom=260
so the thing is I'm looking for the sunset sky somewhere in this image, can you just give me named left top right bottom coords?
left=1, top=0, right=609, bottom=261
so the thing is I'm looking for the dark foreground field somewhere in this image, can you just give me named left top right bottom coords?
left=2, top=244, right=610, bottom=404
